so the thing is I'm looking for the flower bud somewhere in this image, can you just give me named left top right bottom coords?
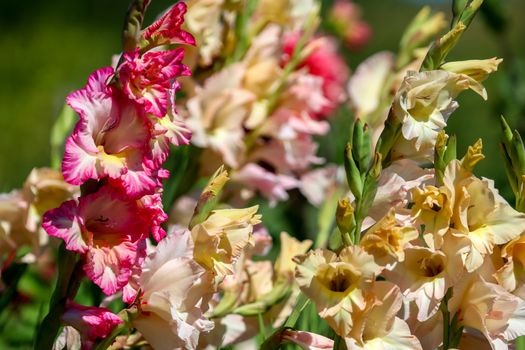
left=461, top=138, right=484, bottom=171
left=336, top=198, right=355, bottom=234
left=344, top=143, right=363, bottom=199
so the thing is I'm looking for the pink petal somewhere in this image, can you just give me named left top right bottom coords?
left=42, top=199, right=87, bottom=253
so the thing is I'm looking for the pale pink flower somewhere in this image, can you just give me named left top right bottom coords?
left=448, top=273, right=525, bottom=349
left=142, top=2, right=196, bottom=47
left=132, top=230, right=214, bottom=350
left=233, top=164, right=300, bottom=205
left=249, top=135, right=323, bottom=173
left=118, top=49, right=191, bottom=117
left=61, top=301, right=122, bottom=349
left=261, top=107, right=330, bottom=139
left=282, top=34, right=349, bottom=117
left=42, top=186, right=154, bottom=295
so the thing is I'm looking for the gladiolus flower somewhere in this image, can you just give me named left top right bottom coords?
left=448, top=274, right=525, bottom=349
left=384, top=236, right=466, bottom=321
left=360, top=209, right=418, bottom=269
left=191, top=206, right=261, bottom=281
left=142, top=2, right=196, bottom=47
left=61, top=301, right=122, bottom=349
left=344, top=282, right=422, bottom=350
left=64, top=67, right=159, bottom=197
left=283, top=34, right=349, bottom=118
left=118, top=49, right=191, bottom=117
left=132, top=230, right=214, bottom=350
left=393, top=70, right=487, bottom=151
left=444, top=161, right=525, bottom=272
left=495, top=235, right=525, bottom=299
left=294, top=246, right=381, bottom=336
left=42, top=186, right=155, bottom=295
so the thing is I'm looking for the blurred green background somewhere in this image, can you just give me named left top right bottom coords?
left=1, top=0, right=524, bottom=196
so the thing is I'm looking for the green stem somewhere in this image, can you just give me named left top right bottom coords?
left=34, top=245, right=83, bottom=350
left=440, top=288, right=452, bottom=350
left=260, top=293, right=310, bottom=350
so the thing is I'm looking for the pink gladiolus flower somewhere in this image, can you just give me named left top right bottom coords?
left=61, top=301, right=122, bottom=349
left=64, top=67, right=159, bottom=197
left=118, top=49, right=191, bottom=117
left=233, top=164, right=300, bottom=206
left=283, top=34, right=349, bottom=117
left=142, top=2, right=196, bottom=47
left=42, top=186, right=156, bottom=295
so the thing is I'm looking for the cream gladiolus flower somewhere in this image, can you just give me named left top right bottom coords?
left=384, top=236, right=466, bottom=321
left=132, top=230, right=214, bottom=350
left=191, top=206, right=261, bottom=281
left=393, top=70, right=486, bottom=151
left=411, top=184, right=453, bottom=248
left=185, top=0, right=225, bottom=66
left=448, top=273, right=525, bottom=349
left=360, top=209, right=418, bottom=268
left=444, top=161, right=525, bottom=272
left=495, top=235, right=525, bottom=299
left=345, top=282, right=422, bottom=350
left=294, top=246, right=381, bottom=336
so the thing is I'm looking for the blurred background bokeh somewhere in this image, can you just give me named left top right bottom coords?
left=1, top=0, right=525, bottom=196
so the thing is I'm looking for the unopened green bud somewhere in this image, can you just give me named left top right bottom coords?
left=336, top=199, right=355, bottom=234
left=344, top=144, right=363, bottom=199
left=352, top=120, right=373, bottom=173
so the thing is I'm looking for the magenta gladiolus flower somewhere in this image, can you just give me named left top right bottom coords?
left=42, top=186, right=159, bottom=295
left=63, top=67, right=161, bottom=197
left=62, top=301, right=123, bottom=348
left=142, top=2, right=195, bottom=47
left=118, top=49, right=191, bottom=117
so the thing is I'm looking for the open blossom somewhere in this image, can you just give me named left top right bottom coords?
left=64, top=67, right=161, bottom=197
left=42, top=185, right=159, bottom=295
left=384, top=236, right=466, bottom=322
left=392, top=70, right=487, bottom=155
left=0, top=168, right=77, bottom=257
left=118, top=49, right=191, bottom=117
left=448, top=273, right=525, bottom=349
left=132, top=230, right=214, bottom=350
left=444, top=160, right=525, bottom=272
left=495, top=235, right=525, bottom=299
left=294, top=246, right=381, bottom=336
left=360, top=209, right=418, bottom=269
left=191, top=206, right=261, bottom=281
left=61, top=301, right=122, bottom=349
left=345, top=282, right=422, bottom=350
